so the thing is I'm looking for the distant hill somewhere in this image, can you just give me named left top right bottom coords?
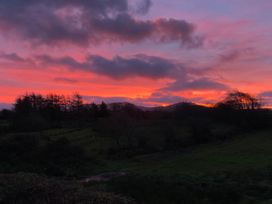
left=0, top=103, right=12, bottom=110
left=107, top=101, right=209, bottom=112
left=0, top=101, right=210, bottom=112
left=108, top=102, right=139, bottom=111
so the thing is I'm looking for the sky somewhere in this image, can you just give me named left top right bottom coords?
left=0, top=0, right=272, bottom=108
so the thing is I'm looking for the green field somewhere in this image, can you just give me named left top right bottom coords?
left=31, top=127, right=272, bottom=176
left=117, top=130, right=272, bottom=176
left=3, top=127, right=272, bottom=204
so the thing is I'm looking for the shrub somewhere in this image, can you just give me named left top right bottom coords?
left=38, top=137, right=88, bottom=176
left=0, top=135, right=91, bottom=176
left=0, top=134, right=39, bottom=162
left=0, top=173, right=136, bottom=204
left=189, top=119, right=214, bottom=144
left=12, top=113, right=50, bottom=131
left=107, top=175, right=242, bottom=204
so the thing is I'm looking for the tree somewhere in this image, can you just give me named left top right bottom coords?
left=14, top=93, right=44, bottom=116
left=43, top=94, right=63, bottom=120
left=70, top=93, right=83, bottom=113
left=99, top=102, right=110, bottom=117
left=90, top=103, right=99, bottom=118
left=216, top=91, right=261, bottom=110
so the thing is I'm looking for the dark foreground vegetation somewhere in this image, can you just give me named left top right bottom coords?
left=1, top=91, right=272, bottom=203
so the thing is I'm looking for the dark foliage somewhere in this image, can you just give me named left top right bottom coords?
left=0, top=135, right=91, bottom=176
left=11, top=93, right=111, bottom=130
left=1, top=91, right=271, bottom=160
left=0, top=173, right=135, bottom=204
left=216, top=91, right=261, bottom=110
left=107, top=175, right=242, bottom=204
left=107, top=169, right=272, bottom=204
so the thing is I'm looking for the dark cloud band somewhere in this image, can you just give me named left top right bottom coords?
left=162, top=78, right=229, bottom=91
left=0, top=51, right=228, bottom=92
left=0, top=0, right=202, bottom=47
left=36, top=54, right=182, bottom=80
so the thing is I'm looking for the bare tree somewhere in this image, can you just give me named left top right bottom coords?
left=216, top=91, right=261, bottom=110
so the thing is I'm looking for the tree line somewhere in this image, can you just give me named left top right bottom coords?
left=0, top=91, right=271, bottom=174
left=14, top=93, right=109, bottom=117
left=2, top=93, right=110, bottom=131
left=0, top=91, right=270, bottom=132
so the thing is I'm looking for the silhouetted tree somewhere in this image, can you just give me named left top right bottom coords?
left=13, top=93, right=89, bottom=129
left=43, top=94, right=64, bottom=121
left=70, top=93, right=84, bottom=113
left=99, top=102, right=110, bottom=117
left=14, top=93, right=44, bottom=116
left=90, top=103, right=99, bottom=118
left=216, top=91, right=261, bottom=110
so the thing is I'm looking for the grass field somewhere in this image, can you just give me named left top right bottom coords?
left=3, top=127, right=272, bottom=203
left=32, top=127, right=272, bottom=176
left=114, top=130, right=272, bottom=176
left=4, top=127, right=272, bottom=176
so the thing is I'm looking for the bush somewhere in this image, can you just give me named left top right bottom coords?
left=0, top=135, right=91, bottom=176
left=38, top=137, right=88, bottom=176
left=106, top=169, right=272, bottom=204
left=0, top=173, right=136, bottom=204
left=12, top=113, right=50, bottom=131
left=0, top=134, right=39, bottom=162
left=189, top=119, right=214, bottom=144
left=107, top=175, right=242, bottom=204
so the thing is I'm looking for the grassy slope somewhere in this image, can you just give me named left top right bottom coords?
left=105, top=130, right=272, bottom=176
left=3, top=127, right=272, bottom=203
left=43, top=128, right=114, bottom=158
left=20, top=128, right=272, bottom=176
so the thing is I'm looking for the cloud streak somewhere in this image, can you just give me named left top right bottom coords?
left=1, top=51, right=229, bottom=93
left=162, top=78, right=229, bottom=91
left=0, top=52, right=25, bottom=62
left=89, top=55, right=182, bottom=79
left=0, top=0, right=202, bottom=47
left=36, top=54, right=185, bottom=80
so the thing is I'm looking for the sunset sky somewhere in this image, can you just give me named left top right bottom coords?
left=1, top=0, right=272, bottom=109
